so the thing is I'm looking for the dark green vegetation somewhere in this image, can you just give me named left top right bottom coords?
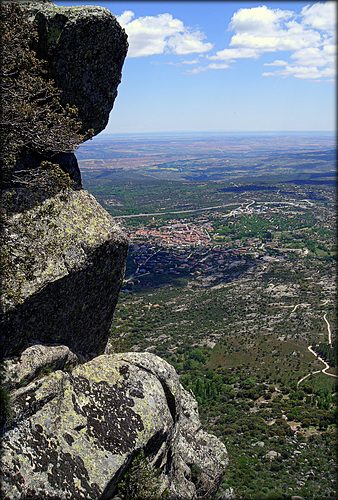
left=0, top=386, right=12, bottom=427
left=82, top=136, right=337, bottom=499
left=117, top=450, right=167, bottom=499
left=315, top=341, right=337, bottom=368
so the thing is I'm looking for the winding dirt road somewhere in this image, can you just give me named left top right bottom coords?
left=297, top=313, right=337, bottom=386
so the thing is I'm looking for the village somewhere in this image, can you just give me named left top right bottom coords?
left=122, top=211, right=279, bottom=289
left=119, top=193, right=334, bottom=290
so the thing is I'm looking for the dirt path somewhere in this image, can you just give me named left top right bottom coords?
left=297, top=313, right=337, bottom=386
left=323, top=313, right=332, bottom=345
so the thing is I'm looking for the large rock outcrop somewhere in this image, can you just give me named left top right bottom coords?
left=1, top=351, right=228, bottom=499
left=1, top=2, right=228, bottom=498
left=1, top=189, right=128, bottom=360
left=18, top=0, right=128, bottom=135
left=1, top=0, right=128, bottom=360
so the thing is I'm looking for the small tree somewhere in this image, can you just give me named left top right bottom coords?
left=0, top=4, right=91, bottom=183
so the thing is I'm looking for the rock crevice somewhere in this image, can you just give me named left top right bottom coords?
left=1, top=351, right=228, bottom=499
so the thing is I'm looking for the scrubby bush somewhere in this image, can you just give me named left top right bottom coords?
left=0, top=4, right=90, bottom=184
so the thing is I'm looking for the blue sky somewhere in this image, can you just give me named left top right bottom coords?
left=54, top=1, right=336, bottom=134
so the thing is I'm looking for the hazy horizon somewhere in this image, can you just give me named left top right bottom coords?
left=91, top=130, right=336, bottom=141
left=97, top=130, right=336, bottom=136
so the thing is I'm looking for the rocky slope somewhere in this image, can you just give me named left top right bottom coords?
left=1, top=2, right=228, bottom=498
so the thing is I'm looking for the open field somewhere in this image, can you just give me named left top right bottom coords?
left=78, top=133, right=336, bottom=184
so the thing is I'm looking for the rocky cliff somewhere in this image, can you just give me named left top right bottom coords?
left=1, top=0, right=129, bottom=360
left=1, top=2, right=228, bottom=498
left=16, top=0, right=128, bottom=136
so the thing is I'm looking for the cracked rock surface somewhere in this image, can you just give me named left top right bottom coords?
left=23, top=0, right=128, bottom=135
left=1, top=350, right=228, bottom=499
left=1, top=3, right=228, bottom=497
left=1, top=1, right=129, bottom=361
left=1, top=190, right=128, bottom=359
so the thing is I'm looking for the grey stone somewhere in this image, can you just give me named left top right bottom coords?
left=1, top=189, right=128, bottom=360
left=253, top=441, right=265, bottom=448
left=220, top=487, right=236, bottom=499
left=2, top=344, right=78, bottom=391
left=6, top=0, right=128, bottom=186
left=1, top=1, right=129, bottom=360
left=21, top=0, right=128, bottom=136
left=265, top=450, right=281, bottom=460
left=13, top=150, right=82, bottom=192
left=1, top=352, right=228, bottom=499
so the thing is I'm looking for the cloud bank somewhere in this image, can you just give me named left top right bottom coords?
left=117, top=11, right=213, bottom=57
left=118, top=2, right=336, bottom=81
left=201, top=2, right=335, bottom=80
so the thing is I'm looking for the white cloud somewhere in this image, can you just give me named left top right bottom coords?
left=117, top=10, right=134, bottom=26
left=186, top=66, right=208, bottom=75
left=263, top=64, right=334, bottom=80
left=203, top=1, right=336, bottom=81
left=229, top=25, right=321, bottom=52
left=323, top=43, right=336, bottom=55
left=301, top=1, right=336, bottom=32
left=117, top=3, right=336, bottom=81
left=229, top=5, right=293, bottom=35
left=117, top=11, right=213, bottom=58
left=182, top=58, right=202, bottom=65
left=186, top=62, right=230, bottom=75
left=207, top=63, right=231, bottom=70
left=291, top=45, right=336, bottom=67
left=167, top=30, right=213, bottom=55
left=264, top=60, right=288, bottom=67
left=209, top=47, right=261, bottom=61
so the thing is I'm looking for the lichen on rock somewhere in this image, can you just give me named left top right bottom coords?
left=26, top=0, right=129, bottom=136
left=1, top=352, right=228, bottom=499
left=1, top=189, right=128, bottom=360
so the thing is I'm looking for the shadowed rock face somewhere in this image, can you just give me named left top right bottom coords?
left=7, top=0, right=128, bottom=188
left=25, top=0, right=128, bottom=135
left=1, top=2, right=129, bottom=360
left=1, top=352, right=228, bottom=499
left=1, top=190, right=128, bottom=360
